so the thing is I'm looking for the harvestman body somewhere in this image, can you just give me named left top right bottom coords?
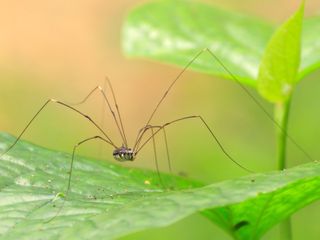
left=0, top=48, right=312, bottom=208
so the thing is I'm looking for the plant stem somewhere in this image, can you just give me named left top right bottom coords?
left=275, top=98, right=291, bottom=170
left=274, top=97, right=292, bottom=240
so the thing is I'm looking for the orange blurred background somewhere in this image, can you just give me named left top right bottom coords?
left=1, top=0, right=319, bottom=170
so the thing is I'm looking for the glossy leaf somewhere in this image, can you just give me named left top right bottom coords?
left=122, top=1, right=320, bottom=89
left=122, top=0, right=273, bottom=87
left=0, top=133, right=198, bottom=239
left=0, top=133, right=319, bottom=239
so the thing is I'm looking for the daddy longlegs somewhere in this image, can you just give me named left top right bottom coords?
left=0, top=48, right=313, bottom=220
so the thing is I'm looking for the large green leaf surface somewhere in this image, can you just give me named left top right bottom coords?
left=122, top=0, right=320, bottom=88
left=0, top=133, right=320, bottom=240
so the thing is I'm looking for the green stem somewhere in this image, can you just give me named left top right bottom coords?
left=275, top=98, right=291, bottom=170
left=274, top=97, right=292, bottom=240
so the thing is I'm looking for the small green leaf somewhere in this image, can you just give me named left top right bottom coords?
left=122, top=0, right=274, bottom=87
left=257, top=2, right=305, bottom=102
left=0, top=133, right=319, bottom=240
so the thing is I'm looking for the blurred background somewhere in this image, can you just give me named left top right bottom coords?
left=0, top=0, right=319, bottom=239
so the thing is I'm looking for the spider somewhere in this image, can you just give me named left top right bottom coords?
left=1, top=48, right=311, bottom=201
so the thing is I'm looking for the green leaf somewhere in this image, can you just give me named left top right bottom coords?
left=257, top=2, right=305, bottom=103
left=122, top=0, right=274, bottom=87
left=202, top=169, right=320, bottom=239
left=0, top=133, right=198, bottom=240
left=122, top=1, right=320, bottom=89
left=1, top=133, right=319, bottom=240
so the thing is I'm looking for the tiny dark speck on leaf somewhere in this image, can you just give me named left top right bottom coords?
left=233, top=220, right=249, bottom=231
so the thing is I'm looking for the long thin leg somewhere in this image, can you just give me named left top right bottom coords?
left=136, top=115, right=254, bottom=173
left=135, top=48, right=312, bottom=162
left=105, top=77, right=128, bottom=148
left=133, top=125, right=152, bottom=152
left=150, top=128, right=165, bottom=188
left=68, top=136, right=112, bottom=192
left=161, top=127, right=171, bottom=173
left=134, top=125, right=172, bottom=173
left=132, top=49, right=209, bottom=148
left=132, top=124, right=172, bottom=188
left=204, top=49, right=313, bottom=162
left=99, top=79, right=108, bottom=157
left=0, top=99, right=117, bottom=158
left=47, top=135, right=111, bottom=222
left=65, top=83, right=128, bottom=147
